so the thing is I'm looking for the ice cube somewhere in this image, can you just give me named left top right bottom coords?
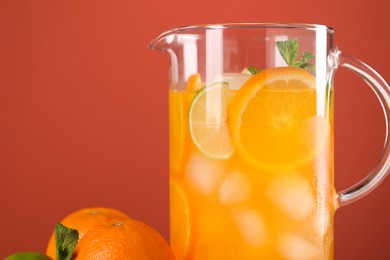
left=212, top=73, right=252, bottom=90
left=279, top=234, right=317, bottom=260
left=267, top=174, right=314, bottom=220
left=219, top=171, right=250, bottom=205
left=233, top=208, right=266, bottom=248
left=185, top=153, right=227, bottom=195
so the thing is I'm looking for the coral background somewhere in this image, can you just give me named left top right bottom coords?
left=1, top=0, right=389, bottom=259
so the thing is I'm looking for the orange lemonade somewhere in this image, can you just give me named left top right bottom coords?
left=169, top=67, right=335, bottom=259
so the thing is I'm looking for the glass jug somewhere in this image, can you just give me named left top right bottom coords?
left=149, top=23, right=390, bottom=260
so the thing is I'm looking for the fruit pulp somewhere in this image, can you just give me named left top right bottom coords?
left=169, top=68, right=336, bottom=260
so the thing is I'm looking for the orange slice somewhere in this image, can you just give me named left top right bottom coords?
left=229, top=66, right=329, bottom=171
left=186, top=73, right=202, bottom=92
left=170, top=181, right=195, bottom=259
left=169, top=90, right=189, bottom=176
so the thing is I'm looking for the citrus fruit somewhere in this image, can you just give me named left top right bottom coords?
left=186, top=73, right=202, bottom=92
left=170, top=73, right=203, bottom=176
left=4, top=252, right=52, bottom=260
left=229, top=66, right=329, bottom=170
left=46, top=207, right=130, bottom=258
left=188, top=82, right=234, bottom=160
left=169, top=90, right=192, bottom=176
left=74, top=219, right=175, bottom=260
left=170, top=180, right=195, bottom=259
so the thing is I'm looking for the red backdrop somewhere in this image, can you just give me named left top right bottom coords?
left=1, top=0, right=389, bottom=259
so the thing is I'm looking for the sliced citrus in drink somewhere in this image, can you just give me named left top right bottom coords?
left=229, top=66, right=329, bottom=171
left=169, top=91, right=188, bottom=174
left=186, top=73, right=203, bottom=112
left=169, top=90, right=190, bottom=175
left=170, top=180, right=195, bottom=259
left=186, top=73, right=202, bottom=92
left=188, top=82, right=234, bottom=160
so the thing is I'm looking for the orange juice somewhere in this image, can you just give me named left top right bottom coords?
left=169, top=67, right=335, bottom=259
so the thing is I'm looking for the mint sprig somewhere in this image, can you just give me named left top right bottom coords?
left=55, top=223, right=79, bottom=260
left=246, top=66, right=262, bottom=75
left=276, top=39, right=299, bottom=66
left=276, top=38, right=315, bottom=72
left=248, top=39, right=315, bottom=75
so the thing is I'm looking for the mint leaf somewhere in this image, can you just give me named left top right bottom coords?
left=300, top=51, right=314, bottom=64
left=55, top=223, right=79, bottom=260
left=247, top=66, right=262, bottom=75
left=276, top=38, right=298, bottom=66
left=246, top=39, right=315, bottom=75
left=299, top=63, right=316, bottom=73
left=276, top=39, right=315, bottom=72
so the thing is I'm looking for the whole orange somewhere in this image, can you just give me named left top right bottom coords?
left=46, top=207, right=130, bottom=258
left=74, top=218, right=175, bottom=260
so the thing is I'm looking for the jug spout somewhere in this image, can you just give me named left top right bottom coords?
left=149, top=26, right=201, bottom=52
left=148, top=30, right=174, bottom=52
left=148, top=31, right=169, bottom=52
left=149, top=26, right=204, bottom=86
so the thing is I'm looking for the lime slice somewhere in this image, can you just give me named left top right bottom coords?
left=188, top=82, right=234, bottom=160
left=4, top=252, right=52, bottom=260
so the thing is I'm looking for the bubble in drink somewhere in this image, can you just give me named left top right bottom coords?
left=185, top=153, right=227, bottom=194
left=219, top=171, right=251, bottom=205
left=268, top=174, right=314, bottom=220
left=233, top=208, right=266, bottom=249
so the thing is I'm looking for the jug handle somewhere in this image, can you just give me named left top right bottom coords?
left=334, top=49, right=390, bottom=207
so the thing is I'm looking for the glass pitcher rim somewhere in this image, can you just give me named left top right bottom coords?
left=149, top=23, right=334, bottom=51
left=165, top=23, right=333, bottom=32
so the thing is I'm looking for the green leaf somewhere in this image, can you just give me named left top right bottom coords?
left=299, top=63, right=315, bottom=71
left=275, top=39, right=316, bottom=73
left=246, top=39, right=316, bottom=74
left=55, top=223, right=79, bottom=260
left=276, top=38, right=298, bottom=66
left=300, top=51, right=315, bottom=64
left=246, top=66, right=262, bottom=75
